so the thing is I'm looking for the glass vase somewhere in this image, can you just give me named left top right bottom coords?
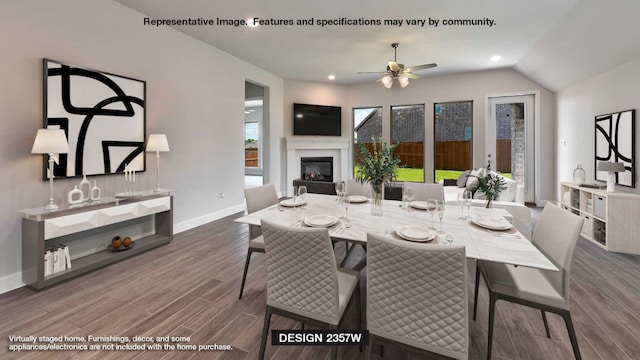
left=573, top=164, right=586, bottom=185
left=370, top=182, right=384, bottom=216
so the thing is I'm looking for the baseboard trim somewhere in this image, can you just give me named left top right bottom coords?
left=173, top=203, right=246, bottom=234
left=0, top=272, right=25, bottom=295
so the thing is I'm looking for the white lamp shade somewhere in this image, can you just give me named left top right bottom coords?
left=146, top=134, right=170, bottom=152
left=31, top=129, right=69, bottom=154
left=381, top=76, right=393, bottom=89
left=398, top=75, right=409, bottom=88
left=597, top=161, right=625, bottom=172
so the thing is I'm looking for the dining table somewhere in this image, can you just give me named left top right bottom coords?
left=234, top=193, right=557, bottom=271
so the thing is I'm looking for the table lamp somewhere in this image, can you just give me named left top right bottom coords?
left=597, top=161, right=625, bottom=192
left=31, top=129, right=69, bottom=210
left=146, top=134, right=170, bottom=191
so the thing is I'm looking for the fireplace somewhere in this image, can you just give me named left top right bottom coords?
left=301, top=157, right=333, bottom=182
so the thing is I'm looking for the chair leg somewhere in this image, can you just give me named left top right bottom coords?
left=365, top=334, right=375, bottom=360
left=541, top=310, right=551, bottom=338
left=258, top=306, right=273, bottom=360
left=473, top=261, right=481, bottom=321
left=238, top=249, right=254, bottom=299
left=561, top=310, right=582, bottom=360
left=487, top=293, right=497, bottom=360
left=355, top=284, right=363, bottom=352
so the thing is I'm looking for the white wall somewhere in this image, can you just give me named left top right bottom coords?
left=557, top=55, right=640, bottom=196
left=283, top=69, right=556, bottom=202
left=0, top=0, right=284, bottom=293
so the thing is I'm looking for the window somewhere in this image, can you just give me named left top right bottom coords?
left=434, top=101, right=473, bottom=183
left=353, top=107, right=382, bottom=176
left=391, top=104, right=425, bottom=182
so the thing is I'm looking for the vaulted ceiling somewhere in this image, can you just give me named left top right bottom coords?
left=116, top=0, right=640, bottom=92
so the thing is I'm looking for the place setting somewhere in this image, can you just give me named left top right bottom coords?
left=467, top=214, right=520, bottom=237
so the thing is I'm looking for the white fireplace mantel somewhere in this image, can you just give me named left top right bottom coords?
left=285, top=137, right=350, bottom=196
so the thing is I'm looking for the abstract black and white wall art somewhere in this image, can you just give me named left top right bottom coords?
left=43, top=59, right=145, bottom=179
left=595, top=109, right=635, bottom=188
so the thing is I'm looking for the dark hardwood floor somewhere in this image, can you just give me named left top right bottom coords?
left=1, top=207, right=639, bottom=359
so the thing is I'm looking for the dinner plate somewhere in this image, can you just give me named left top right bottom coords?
left=395, top=226, right=436, bottom=242
left=409, top=201, right=435, bottom=210
left=471, top=216, right=513, bottom=230
left=348, top=195, right=368, bottom=203
left=279, top=198, right=307, bottom=207
left=304, top=215, right=338, bottom=228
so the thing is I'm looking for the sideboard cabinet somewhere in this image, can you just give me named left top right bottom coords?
left=560, top=182, right=640, bottom=254
left=21, top=193, right=173, bottom=289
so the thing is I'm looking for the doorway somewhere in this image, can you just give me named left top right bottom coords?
left=244, top=81, right=265, bottom=188
left=487, top=95, right=535, bottom=203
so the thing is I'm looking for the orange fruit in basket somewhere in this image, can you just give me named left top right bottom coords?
left=123, top=237, right=132, bottom=247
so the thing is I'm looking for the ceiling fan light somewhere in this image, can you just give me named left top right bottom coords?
left=381, top=76, right=393, bottom=88
left=398, top=75, right=410, bottom=88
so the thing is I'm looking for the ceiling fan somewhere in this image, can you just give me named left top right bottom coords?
left=358, top=43, right=437, bottom=88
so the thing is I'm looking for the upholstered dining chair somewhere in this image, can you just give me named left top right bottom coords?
left=473, top=203, right=584, bottom=360
left=402, top=182, right=445, bottom=202
left=347, top=178, right=370, bottom=197
left=258, top=219, right=362, bottom=360
left=366, top=233, right=469, bottom=360
left=238, top=183, right=279, bottom=299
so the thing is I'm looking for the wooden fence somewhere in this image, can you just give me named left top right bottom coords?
left=435, top=141, right=471, bottom=170
left=245, top=149, right=258, bottom=167
left=495, top=140, right=511, bottom=172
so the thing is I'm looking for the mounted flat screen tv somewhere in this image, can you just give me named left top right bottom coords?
left=293, top=103, right=341, bottom=136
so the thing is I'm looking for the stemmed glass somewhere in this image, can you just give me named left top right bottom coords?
left=457, top=191, right=466, bottom=219
left=463, top=190, right=473, bottom=219
left=426, top=198, right=437, bottom=230
left=297, top=186, right=307, bottom=221
left=342, top=193, right=351, bottom=228
left=335, top=181, right=345, bottom=198
left=402, top=187, right=415, bottom=210
left=436, top=201, right=446, bottom=234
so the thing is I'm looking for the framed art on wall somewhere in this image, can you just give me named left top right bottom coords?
left=595, top=109, right=635, bottom=188
left=43, top=59, right=146, bottom=179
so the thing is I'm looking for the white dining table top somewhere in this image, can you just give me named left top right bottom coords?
left=235, top=193, right=557, bottom=271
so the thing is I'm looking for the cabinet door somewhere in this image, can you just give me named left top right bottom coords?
left=607, top=196, right=640, bottom=253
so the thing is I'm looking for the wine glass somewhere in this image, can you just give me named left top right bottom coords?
left=436, top=201, right=446, bottom=234
left=457, top=191, right=466, bottom=219
left=335, top=181, right=345, bottom=198
left=406, top=188, right=415, bottom=209
left=463, top=190, right=473, bottom=219
left=426, top=198, right=437, bottom=230
left=342, top=194, right=351, bottom=227
left=298, top=186, right=307, bottom=220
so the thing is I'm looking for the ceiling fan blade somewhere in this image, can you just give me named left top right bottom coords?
left=357, top=71, right=388, bottom=74
left=405, top=63, right=437, bottom=72
left=403, top=72, right=420, bottom=79
left=388, top=61, right=401, bottom=72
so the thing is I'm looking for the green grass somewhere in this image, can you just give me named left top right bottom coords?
left=355, top=166, right=511, bottom=183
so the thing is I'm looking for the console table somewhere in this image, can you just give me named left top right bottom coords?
left=560, top=182, right=640, bottom=254
left=21, top=191, right=173, bottom=290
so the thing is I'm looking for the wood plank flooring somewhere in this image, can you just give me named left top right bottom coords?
left=1, top=207, right=639, bottom=359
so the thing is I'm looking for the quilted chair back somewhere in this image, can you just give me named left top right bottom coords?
left=403, top=182, right=445, bottom=202
left=347, top=178, right=370, bottom=197
left=261, top=219, right=341, bottom=325
left=533, top=203, right=583, bottom=301
left=244, top=183, right=278, bottom=239
left=367, top=233, right=469, bottom=359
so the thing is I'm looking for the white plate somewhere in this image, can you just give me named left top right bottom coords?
left=471, top=216, right=513, bottom=230
left=304, top=215, right=338, bottom=228
left=409, top=201, right=435, bottom=210
left=279, top=198, right=307, bottom=207
left=395, top=226, right=436, bottom=242
left=348, top=195, right=368, bottom=203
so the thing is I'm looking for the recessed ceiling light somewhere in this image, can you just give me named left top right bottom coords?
left=491, top=55, right=502, bottom=62
left=328, top=75, right=336, bottom=80
left=246, top=18, right=259, bottom=27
